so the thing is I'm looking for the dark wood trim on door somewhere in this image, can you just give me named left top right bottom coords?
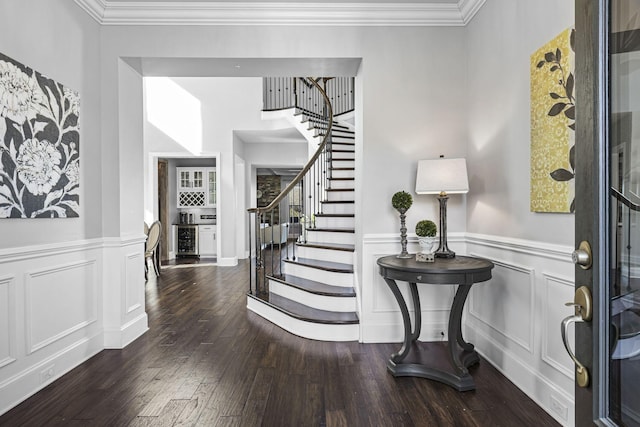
left=158, top=159, right=169, bottom=262
left=575, top=0, right=609, bottom=423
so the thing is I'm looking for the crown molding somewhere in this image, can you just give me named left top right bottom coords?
left=458, top=0, right=485, bottom=24
left=73, top=0, right=486, bottom=26
left=74, top=0, right=107, bottom=22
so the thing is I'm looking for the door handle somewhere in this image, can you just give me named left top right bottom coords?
left=572, top=241, right=593, bottom=270
left=560, top=285, right=592, bottom=388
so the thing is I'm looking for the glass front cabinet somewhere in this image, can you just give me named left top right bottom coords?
left=207, top=168, right=216, bottom=206
left=176, top=167, right=216, bottom=208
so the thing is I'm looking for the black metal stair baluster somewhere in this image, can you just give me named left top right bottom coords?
left=249, top=210, right=254, bottom=294
left=315, top=161, right=319, bottom=221
left=263, top=78, right=268, bottom=110
left=307, top=180, right=312, bottom=243
left=285, top=223, right=290, bottom=262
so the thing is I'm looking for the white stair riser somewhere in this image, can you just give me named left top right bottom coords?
left=269, top=280, right=356, bottom=312
left=332, top=160, right=354, bottom=169
left=247, top=297, right=359, bottom=341
left=315, top=216, right=355, bottom=229
left=332, top=143, right=355, bottom=151
left=331, top=151, right=355, bottom=160
left=327, top=191, right=355, bottom=202
left=318, top=134, right=354, bottom=141
left=331, top=135, right=354, bottom=142
left=283, top=263, right=354, bottom=287
left=305, top=229, right=355, bottom=245
left=296, top=245, right=354, bottom=264
left=331, top=169, right=355, bottom=179
left=329, top=179, right=355, bottom=189
left=321, top=203, right=355, bottom=215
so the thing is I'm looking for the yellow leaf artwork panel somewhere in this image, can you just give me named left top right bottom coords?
left=530, top=28, right=575, bottom=213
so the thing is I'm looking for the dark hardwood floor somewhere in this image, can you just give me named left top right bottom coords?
left=0, top=260, right=560, bottom=426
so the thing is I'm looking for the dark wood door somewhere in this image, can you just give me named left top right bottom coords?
left=158, top=159, right=169, bottom=262
left=575, top=0, right=640, bottom=423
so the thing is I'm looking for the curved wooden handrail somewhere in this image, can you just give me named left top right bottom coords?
left=611, top=187, right=640, bottom=212
left=249, top=77, right=334, bottom=215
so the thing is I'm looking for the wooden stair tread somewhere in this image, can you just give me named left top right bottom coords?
left=327, top=188, right=354, bottom=192
left=315, top=213, right=355, bottom=218
left=305, top=119, right=349, bottom=128
left=284, top=257, right=354, bottom=273
left=296, top=241, right=355, bottom=252
left=319, top=130, right=355, bottom=135
left=249, top=293, right=359, bottom=324
left=307, top=227, right=355, bottom=233
left=317, top=134, right=355, bottom=139
left=331, top=167, right=355, bottom=171
left=329, top=177, right=354, bottom=181
left=321, top=200, right=354, bottom=204
left=269, top=274, right=356, bottom=297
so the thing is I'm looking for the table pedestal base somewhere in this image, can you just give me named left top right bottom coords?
left=386, top=342, right=480, bottom=391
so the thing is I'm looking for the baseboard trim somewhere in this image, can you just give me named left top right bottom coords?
left=0, top=333, right=103, bottom=417
left=217, top=256, right=238, bottom=267
left=104, top=312, right=149, bottom=349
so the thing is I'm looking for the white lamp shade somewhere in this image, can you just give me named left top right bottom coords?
left=415, top=158, right=469, bottom=194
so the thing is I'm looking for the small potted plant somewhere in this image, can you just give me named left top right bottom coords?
left=415, top=220, right=437, bottom=262
left=392, top=191, right=413, bottom=258
left=391, top=191, right=413, bottom=213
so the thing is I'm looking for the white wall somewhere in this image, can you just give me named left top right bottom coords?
left=463, top=1, right=576, bottom=425
left=465, top=0, right=575, bottom=245
left=0, top=0, right=103, bottom=246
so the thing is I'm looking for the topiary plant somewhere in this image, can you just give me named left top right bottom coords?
left=391, top=191, right=413, bottom=212
left=415, top=220, right=437, bottom=237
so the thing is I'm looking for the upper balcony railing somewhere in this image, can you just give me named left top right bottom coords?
left=262, top=77, right=354, bottom=117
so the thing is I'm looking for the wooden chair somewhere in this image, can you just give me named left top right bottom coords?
left=145, top=221, right=161, bottom=280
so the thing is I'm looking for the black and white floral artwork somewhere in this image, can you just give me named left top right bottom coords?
left=0, top=52, right=79, bottom=218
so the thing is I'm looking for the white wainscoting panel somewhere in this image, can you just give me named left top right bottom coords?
left=468, top=256, right=535, bottom=353
left=0, top=240, right=105, bottom=417
left=464, top=233, right=575, bottom=426
left=25, top=260, right=98, bottom=354
left=103, top=237, right=148, bottom=349
left=125, top=253, right=143, bottom=314
left=542, top=273, right=575, bottom=378
left=360, top=233, right=465, bottom=343
left=0, top=276, right=16, bottom=368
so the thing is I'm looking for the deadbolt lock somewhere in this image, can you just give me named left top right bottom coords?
left=572, top=241, right=593, bottom=270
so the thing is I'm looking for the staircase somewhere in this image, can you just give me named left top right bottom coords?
left=247, top=79, right=359, bottom=341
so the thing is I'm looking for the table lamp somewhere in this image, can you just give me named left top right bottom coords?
left=415, top=156, right=469, bottom=258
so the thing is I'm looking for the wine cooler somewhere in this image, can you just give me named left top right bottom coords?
left=176, top=225, right=199, bottom=256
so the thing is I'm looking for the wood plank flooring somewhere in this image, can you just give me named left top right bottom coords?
left=0, top=260, right=560, bottom=426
